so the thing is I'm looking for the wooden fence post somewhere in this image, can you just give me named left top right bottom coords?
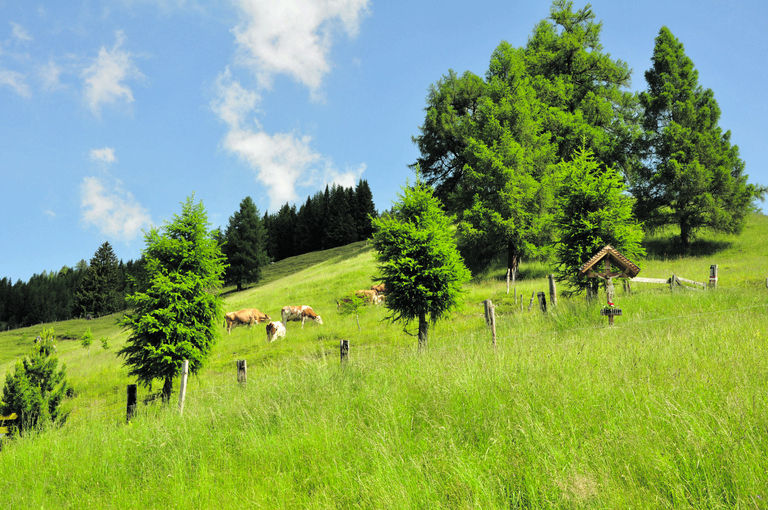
left=537, top=292, right=547, bottom=313
left=528, top=291, right=536, bottom=311
left=178, top=359, right=189, bottom=415
left=709, top=264, right=718, bottom=288
left=506, top=268, right=511, bottom=295
left=340, top=339, right=349, bottom=363
left=548, top=274, right=557, bottom=307
left=236, top=359, right=247, bottom=384
left=483, top=300, right=497, bottom=348
left=126, top=384, right=137, bottom=423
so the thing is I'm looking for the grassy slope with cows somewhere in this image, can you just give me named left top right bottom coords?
left=0, top=214, right=767, bottom=508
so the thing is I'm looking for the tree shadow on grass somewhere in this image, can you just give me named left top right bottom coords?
left=643, top=237, right=732, bottom=260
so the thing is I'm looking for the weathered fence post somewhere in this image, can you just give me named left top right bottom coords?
left=506, top=268, right=511, bottom=295
left=178, top=359, right=189, bottom=415
left=340, top=339, right=349, bottom=363
left=126, top=384, right=137, bottom=423
left=236, top=359, right=247, bottom=385
left=537, top=292, right=547, bottom=313
left=528, top=291, right=536, bottom=311
left=548, top=274, right=557, bottom=307
left=709, top=264, right=718, bottom=288
left=483, top=300, right=497, bottom=348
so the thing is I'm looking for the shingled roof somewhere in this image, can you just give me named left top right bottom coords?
left=578, top=245, right=640, bottom=278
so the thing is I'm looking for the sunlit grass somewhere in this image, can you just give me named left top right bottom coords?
left=1, top=214, right=767, bottom=507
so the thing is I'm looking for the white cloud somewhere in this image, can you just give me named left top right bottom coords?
left=215, top=74, right=365, bottom=209
left=39, top=59, right=63, bottom=91
left=82, top=31, right=143, bottom=116
left=223, top=127, right=321, bottom=209
left=325, top=163, right=366, bottom=189
left=211, top=68, right=260, bottom=130
left=232, top=0, right=368, bottom=93
left=10, top=22, right=32, bottom=43
left=90, top=147, right=117, bottom=164
left=0, top=69, right=30, bottom=97
left=80, top=176, right=151, bottom=241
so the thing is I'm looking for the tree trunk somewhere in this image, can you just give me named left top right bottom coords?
left=680, top=219, right=691, bottom=248
left=507, top=241, right=519, bottom=286
left=162, top=376, right=173, bottom=404
left=418, top=313, right=428, bottom=351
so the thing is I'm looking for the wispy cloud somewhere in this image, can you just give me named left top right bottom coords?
left=80, top=176, right=151, bottom=241
left=10, top=22, right=32, bottom=43
left=39, top=59, right=63, bottom=91
left=232, top=0, right=369, bottom=94
left=213, top=73, right=364, bottom=209
left=82, top=31, right=143, bottom=116
left=0, top=69, right=30, bottom=97
left=89, top=147, right=117, bottom=164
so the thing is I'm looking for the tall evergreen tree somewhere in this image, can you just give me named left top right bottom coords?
left=554, top=147, right=645, bottom=295
left=354, top=179, right=377, bottom=239
left=371, top=182, right=470, bottom=350
left=73, top=241, right=124, bottom=318
left=119, top=196, right=226, bottom=402
left=223, top=197, right=269, bottom=291
left=632, top=26, right=764, bottom=245
left=323, top=185, right=357, bottom=248
left=413, top=1, right=639, bottom=275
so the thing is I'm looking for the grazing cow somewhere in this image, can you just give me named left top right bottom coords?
left=354, top=289, right=384, bottom=305
left=281, top=305, right=323, bottom=328
left=224, top=308, right=271, bottom=334
left=370, top=283, right=386, bottom=294
left=266, top=321, right=286, bottom=342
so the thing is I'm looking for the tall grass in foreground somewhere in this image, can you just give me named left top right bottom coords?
left=1, top=215, right=767, bottom=507
left=1, top=289, right=767, bottom=508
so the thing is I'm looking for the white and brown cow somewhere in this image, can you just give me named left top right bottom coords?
left=281, top=305, right=323, bottom=328
left=265, top=321, right=286, bottom=342
left=224, top=308, right=271, bottom=334
left=370, top=283, right=386, bottom=294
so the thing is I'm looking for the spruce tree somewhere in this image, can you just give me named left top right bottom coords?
left=371, top=182, right=470, bottom=350
left=119, top=196, right=226, bottom=402
left=354, top=179, right=377, bottom=239
left=633, top=26, right=765, bottom=246
left=0, top=328, right=70, bottom=434
left=223, top=196, right=269, bottom=291
left=554, top=148, right=645, bottom=295
left=73, top=241, right=124, bottom=318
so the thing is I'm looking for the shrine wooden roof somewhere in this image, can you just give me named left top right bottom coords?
left=578, top=245, right=640, bottom=278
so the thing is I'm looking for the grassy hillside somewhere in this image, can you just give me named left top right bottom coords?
left=1, top=215, right=767, bottom=508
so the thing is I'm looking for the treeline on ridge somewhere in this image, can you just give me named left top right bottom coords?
left=0, top=180, right=377, bottom=331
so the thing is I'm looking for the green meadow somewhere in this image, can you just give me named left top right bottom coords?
left=1, top=214, right=767, bottom=508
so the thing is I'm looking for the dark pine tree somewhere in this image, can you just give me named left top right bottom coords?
left=73, top=241, right=124, bottom=318
left=222, top=196, right=270, bottom=291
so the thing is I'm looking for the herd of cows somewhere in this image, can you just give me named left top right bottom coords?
left=223, top=283, right=387, bottom=343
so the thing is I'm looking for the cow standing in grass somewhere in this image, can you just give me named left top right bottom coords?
left=224, top=308, right=271, bottom=334
left=281, top=305, right=323, bottom=328
left=266, top=321, right=286, bottom=342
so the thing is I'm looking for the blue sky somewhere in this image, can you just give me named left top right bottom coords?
left=1, top=0, right=766, bottom=282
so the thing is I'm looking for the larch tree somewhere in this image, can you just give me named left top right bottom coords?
left=413, top=1, right=640, bottom=277
left=371, top=182, right=470, bottom=350
left=119, top=196, right=226, bottom=403
left=632, top=26, right=765, bottom=246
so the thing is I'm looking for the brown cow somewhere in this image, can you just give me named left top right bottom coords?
left=224, top=308, right=271, bottom=334
left=370, top=283, right=386, bottom=294
left=355, top=289, right=384, bottom=305
left=281, top=305, right=323, bottom=328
